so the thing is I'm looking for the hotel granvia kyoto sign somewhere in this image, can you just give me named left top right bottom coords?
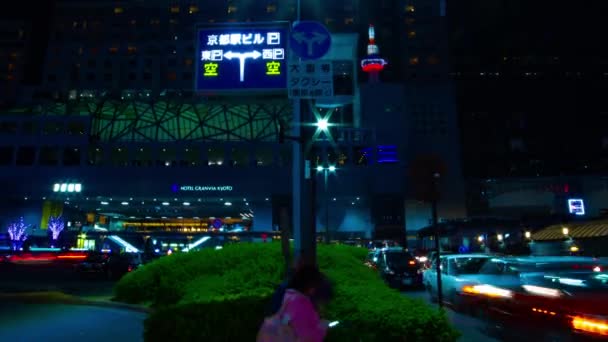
left=172, top=184, right=233, bottom=192
left=195, top=22, right=289, bottom=92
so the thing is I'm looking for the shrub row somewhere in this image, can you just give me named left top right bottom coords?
left=115, top=243, right=459, bottom=341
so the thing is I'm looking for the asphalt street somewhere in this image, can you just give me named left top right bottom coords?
left=0, top=303, right=146, bottom=342
left=403, top=290, right=499, bottom=342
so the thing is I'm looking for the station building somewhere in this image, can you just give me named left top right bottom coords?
left=0, top=0, right=465, bottom=251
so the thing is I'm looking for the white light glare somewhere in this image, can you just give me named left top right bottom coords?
left=53, top=184, right=60, bottom=192
left=316, top=118, right=329, bottom=131
left=67, top=184, right=75, bottom=192
left=183, top=202, right=190, bottom=206
left=316, top=166, right=324, bottom=172
left=523, top=285, right=561, bottom=297
left=328, top=165, right=336, bottom=172
left=224, top=202, right=232, bottom=206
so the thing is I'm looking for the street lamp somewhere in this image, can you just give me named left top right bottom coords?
left=316, top=118, right=329, bottom=132
left=562, top=227, right=569, bottom=236
left=328, top=165, right=336, bottom=172
left=525, top=231, right=531, bottom=239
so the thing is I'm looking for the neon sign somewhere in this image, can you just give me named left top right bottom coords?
left=195, top=23, right=288, bottom=92
left=172, top=184, right=233, bottom=192
left=568, top=199, right=585, bottom=216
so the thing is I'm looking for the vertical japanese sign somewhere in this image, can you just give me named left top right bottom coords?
left=287, top=61, right=334, bottom=99
left=195, top=23, right=289, bottom=92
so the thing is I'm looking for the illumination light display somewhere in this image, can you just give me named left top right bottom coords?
left=7, top=217, right=28, bottom=250
left=48, top=216, right=65, bottom=246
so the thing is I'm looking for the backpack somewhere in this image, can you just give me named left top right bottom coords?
left=257, top=296, right=298, bottom=342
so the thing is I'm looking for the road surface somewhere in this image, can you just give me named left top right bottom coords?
left=403, top=290, right=499, bottom=342
left=0, top=303, right=146, bottom=342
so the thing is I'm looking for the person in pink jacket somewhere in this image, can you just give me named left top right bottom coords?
left=281, top=265, right=332, bottom=342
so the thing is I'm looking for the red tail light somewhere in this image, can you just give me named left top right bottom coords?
left=127, top=265, right=133, bottom=272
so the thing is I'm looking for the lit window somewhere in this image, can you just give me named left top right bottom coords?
left=188, top=5, right=199, bottom=14
left=408, top=31, right=416, bottom=39
left=428, top=55, right=440, bottom=65
left=130, top=20, right=136, bottom=26
left=184, top=58, right=193, bottom=66
left=150, top=19, right=160, bottom=25
left=344, top=17, right=354, bottom=25
left=108, top=47, right=119, bottom=54
left=170, top=6, right=180, bottom=13
left=405, top=17, right=415, bottom=25
left=267, top=4, right=277, bottom=13
left=127, top=46, right=137, bottom=54
left=167, top=72, right=177, bottom=81
left=114, top=7, right=124, bottom=14
left=409, top=57, right=419, bottom=65
left=228, top=5, right=238, bottom=13
left=406, top=4, right=415, bottom=12
left=7, top=63, right=15, bottom=71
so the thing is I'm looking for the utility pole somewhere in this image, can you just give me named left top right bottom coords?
left=432, top=172, right=443, bottom=307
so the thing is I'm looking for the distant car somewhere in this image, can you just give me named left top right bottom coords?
left=75, top=252, right=142, bottom=280
left=374, top=248, right=422, bottom=288
left=423, top=254, right=491, bottom=306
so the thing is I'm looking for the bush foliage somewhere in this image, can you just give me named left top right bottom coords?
left=115, top=243, right=459, bottom=341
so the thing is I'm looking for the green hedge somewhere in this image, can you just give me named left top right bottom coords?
left=115, top=243, right=459, bottom=341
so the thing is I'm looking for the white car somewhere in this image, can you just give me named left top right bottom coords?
left=423, top=254, right=491, bottom=306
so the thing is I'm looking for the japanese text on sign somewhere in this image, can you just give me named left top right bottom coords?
left=195, top=25, right=288, bottom=91
left=288, top=60, right=334, bottom=99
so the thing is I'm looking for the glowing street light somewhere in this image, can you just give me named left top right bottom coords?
left=562, top=227, right=569, bottom=236
left=316, top=118, right=329, bottom=131
left=477, top=235, right=484, bottom=242
left=328, top=165, right=336, bottom=172
left=525, top=231, right=532, bottom=239
left=316, top=166, right=324, bottom=172
left=497, top=234, right=504, bottom=242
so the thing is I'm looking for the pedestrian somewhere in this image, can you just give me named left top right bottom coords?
left=258, top=265, right=333, bottom=342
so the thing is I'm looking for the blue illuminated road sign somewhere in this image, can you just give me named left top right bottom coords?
left=290, top=21, right=332, bottom=60
left=195, top=23, right=289, bottom=92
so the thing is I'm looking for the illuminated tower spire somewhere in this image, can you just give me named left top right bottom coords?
left=361, top=24, right=387, bottom=83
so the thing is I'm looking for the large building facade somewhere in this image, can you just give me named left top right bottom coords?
left=0, top=0, right=464, bottom=250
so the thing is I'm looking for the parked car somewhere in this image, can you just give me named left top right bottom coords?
left=373, top=247, right=422, bottom=289
left=75, top=252, right=143, bottom=280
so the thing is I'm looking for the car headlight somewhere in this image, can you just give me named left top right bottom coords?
left=462, top=284, right=513, bottom=298
left=385, top=268, right=395, bottom=275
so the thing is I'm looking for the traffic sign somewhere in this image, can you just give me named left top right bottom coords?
left=290, top=21, right=331, bottom=60
left=288, top=60, right=333, bottom=99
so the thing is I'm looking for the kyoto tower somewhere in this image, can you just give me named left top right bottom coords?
left=360, top=25, right=387, bottom=83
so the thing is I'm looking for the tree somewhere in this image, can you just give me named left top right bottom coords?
left=48, top=216, right=65, bottom=247
left=7, top=217, right=28, bottom=251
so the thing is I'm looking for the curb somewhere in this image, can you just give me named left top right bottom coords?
left=0, top=291, right=153, bottom=314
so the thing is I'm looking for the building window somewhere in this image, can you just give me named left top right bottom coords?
left=114, top=7, right=124, bottom=14
left=150, top=19, right=160, bottom=25
left=182, top=72, right=192, bottom=80
left=168, top=59, right=177, bottom=67
left=428, top=55, right=440, bottom=65
left=188, top=5, right=199, bottom=14
left=405, top=17, right=415, bottom=25
left=43, top=122, right=63, bottom=135
left=128, top=59, right=136, bottom=67
left=266, top=4, right=277, bottom=13
left=47, top=74, right=57, bottom=82
left=0, top=146, right=13, bottom=165
left=108, top=47, right=119, bottom=54
left=170, top=5, right=180, bottom=13
left=408, top=31, right=416, bottom=39
left=67, top=122, right=85, bottom=135
left=127, top=46, right=137, bottom=54
left=128, top=73, right=136, bottom=81
left=104, top=60, right=112, bottom=68
left=104, top=73, right=112, bottom=81
left=16, top=146, right=36, bottom=166
left=227, top=5, right=238, bottom=13
left=86, top=73, right=95, bottom=81
left=21, top=121, right=37, bottom=135
left=143, top=72, right=152, bottom=80
left=39, top=147, right=59, bottom=165
left=325, top=18, right=335, bottom=26
left=63, top=147, right=81, bottom=166
left=344, top=17, right=354, bottom=25
left=0, top=121, right=17, bottom=135
left=405, top=4, right=415, bottom=13
left=184, top=58, right=193, bottom=66
left=87, top=60, right=96, bottom=68
left=167, top=72, right=177, bottom=81
left=88, top=147, right=104, bottom=166
left=409, top=57, right=419, bottom=65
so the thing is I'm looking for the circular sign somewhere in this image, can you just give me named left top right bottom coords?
left=290, top=21, right=332, bottom=60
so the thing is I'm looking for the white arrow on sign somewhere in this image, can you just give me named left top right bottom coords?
left=224, top=50, right=263, bottom=82
left=291, top=31, right=328, bottom=57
